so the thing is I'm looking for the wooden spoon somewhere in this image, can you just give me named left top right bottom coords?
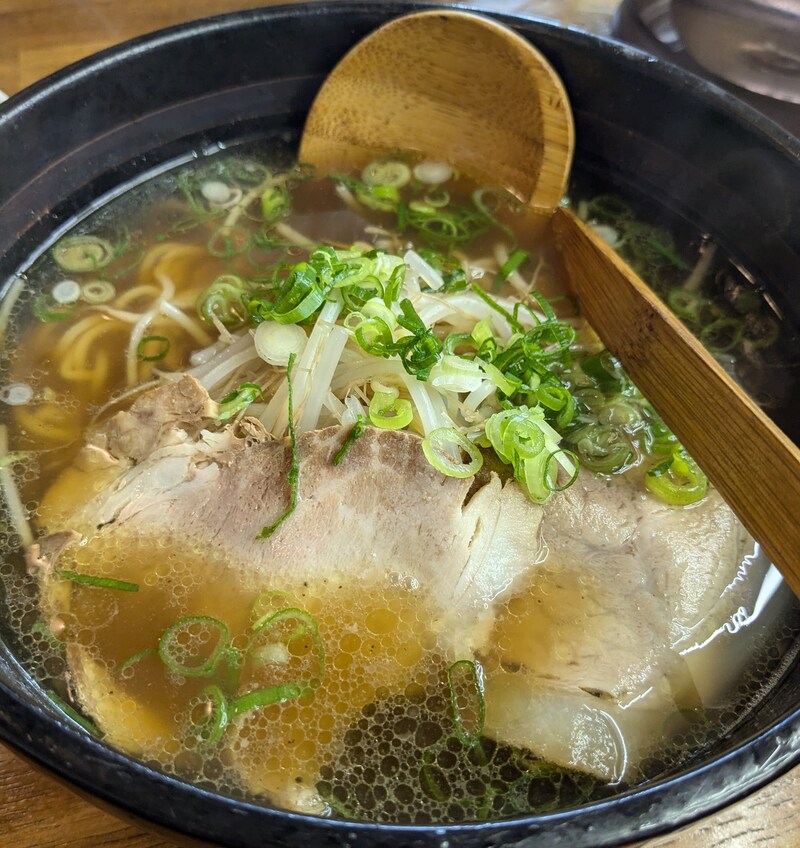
left=300, top=9, right=800, bottom=596
left=300, top=10, right=573, bottom=217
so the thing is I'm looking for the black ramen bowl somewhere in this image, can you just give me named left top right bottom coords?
left=1, top=3, right=799, bottom=846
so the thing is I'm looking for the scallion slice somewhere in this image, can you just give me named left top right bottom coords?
left=422, top=428, right=483, bottom=478
left=333, top=415, right=366, bottom=465
left=120, top=647, right=157, bottom=675
left=254, top=321, right=308, bottom=367
left=494, top=248, right=529, bottom=290
left=368, top=390, right=413, bottom=430
left=362, top=160, right=411, bottom=188
left=447, top=659, right=485, bottom=746
left=158, top=615, right=231, bottom=678
left=228, top=682, right=308, bottom=718
left=33, top=293, right=77, bottom=323
left=197, top=274, right=248, bottom=328
left=47, top=690, right=102, bottom=737
left=52, top=235, right=115, bottom=272
left=136, top=335, right=171, bottom=362
left=191, top=684, right=229, bottom=748
left=80, top=280, right=116, bottom=304
left=218, top=382, right=264, bottom=422
left=207, top=225, right=251, bottom=259
left=55, top=568, right=139, bottom=592
left=569, top=423, right=633, bottom=474
left=258, top=353, right=299, bottom=538
left=645, top=446, right=708, bottom=505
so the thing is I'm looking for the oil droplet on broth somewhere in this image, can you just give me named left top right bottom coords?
left=47, top=532, right=437, bottom=802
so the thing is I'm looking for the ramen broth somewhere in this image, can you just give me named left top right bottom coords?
left=0, top=142, right=797, bottom=823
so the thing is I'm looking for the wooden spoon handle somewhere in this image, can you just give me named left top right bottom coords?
left=552, top=207, right=800, bottom=596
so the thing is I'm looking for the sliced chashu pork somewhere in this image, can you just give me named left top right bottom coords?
left=35, top=376, right=543, bottom=644
left=31, top=377, right=545, bottom=809
left=31, top=376, right=746, bottom=794
left=484, top=470, right=746, bottom=783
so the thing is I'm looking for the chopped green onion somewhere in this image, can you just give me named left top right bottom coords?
left=191, top=684, right=229, bottom=748
left=569, top=423, right=633, bottom=474
left=261, top=184, right=291, bottom=223
left=484, top=406, right=573, bottom=502
left=422, top=428, right=483, bottom=478
left=333, top=415, right=366, bottom=465
left=369, top=390, right=413, bottom=430
left=420, top=763, right=451, bottom=802
left=580, top=351, right=629, bottom=395
left=700, top=317, right=744, bottom=353
left=536, top=384, right=576, bottom=428
left=120, top=647, right=157, bottom=675
left=228, top=682, right=308, bottom=718
left=485, top=407, right=545, bottom=467
left=247, top=607, right=325, bottom=683
left=47, top=690, right=102, bottom=737
left=667, top=288, right=708, bottom=323
left=362, top=160, right=411, bottom=188
left=158, top=615, right=231, bottom=678
left=447, top=659, right=485, bottom=746
left=80, top=280, right=116, bottom=304
left=429, top=354, right=484, bottom=393
left=218, top=382, right=264, bottom=422
left=258, top=353, right=299, bottom=538
left=521, top=320, right=576, bottom=364
left=251, top=590, right=297, bottom=627
left=249, top=246, right=397, bottom=326
left=197, top=274, right=248, bottom=328
left=469, top=283, right=522, bottom=332
left=544, top=449, right=580, bottom=492
left=357, top=182, right=400, bottom=211
left=54, top=568, right=139, bottom=592
left=494, top=248, right=529, bottom=290
left=33, top=293, right=76, bottom=323
left=471, top=318, right=498, bottom=359
left=254, top=321, right=308, bottom=366
left=52, top=235, right=114, bottom=272
left=416, top=247, right=467, bottom=293
left=230, top=159, right=271, bottom=185
left=413, top=161, right=453, bottom=185
left=51, top=279, right=81, bottom=304
left=207, top=225, right=251, bottom=259
left=233, top=608, right=325, bottom=717
left=136, top=335, right=171, bottom=362
left=354, top=316, right=394, bottom=357
left=646, top=446, right=708, bottom=505
left=393, top=298, right=443, bottom=380
left=443, top=332, right=474, bottom=356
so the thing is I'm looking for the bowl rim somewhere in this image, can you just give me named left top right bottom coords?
left=0, top=3, right=799, bottom=846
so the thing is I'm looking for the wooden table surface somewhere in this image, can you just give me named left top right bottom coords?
left=1, top=1, right=799, bottom=846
